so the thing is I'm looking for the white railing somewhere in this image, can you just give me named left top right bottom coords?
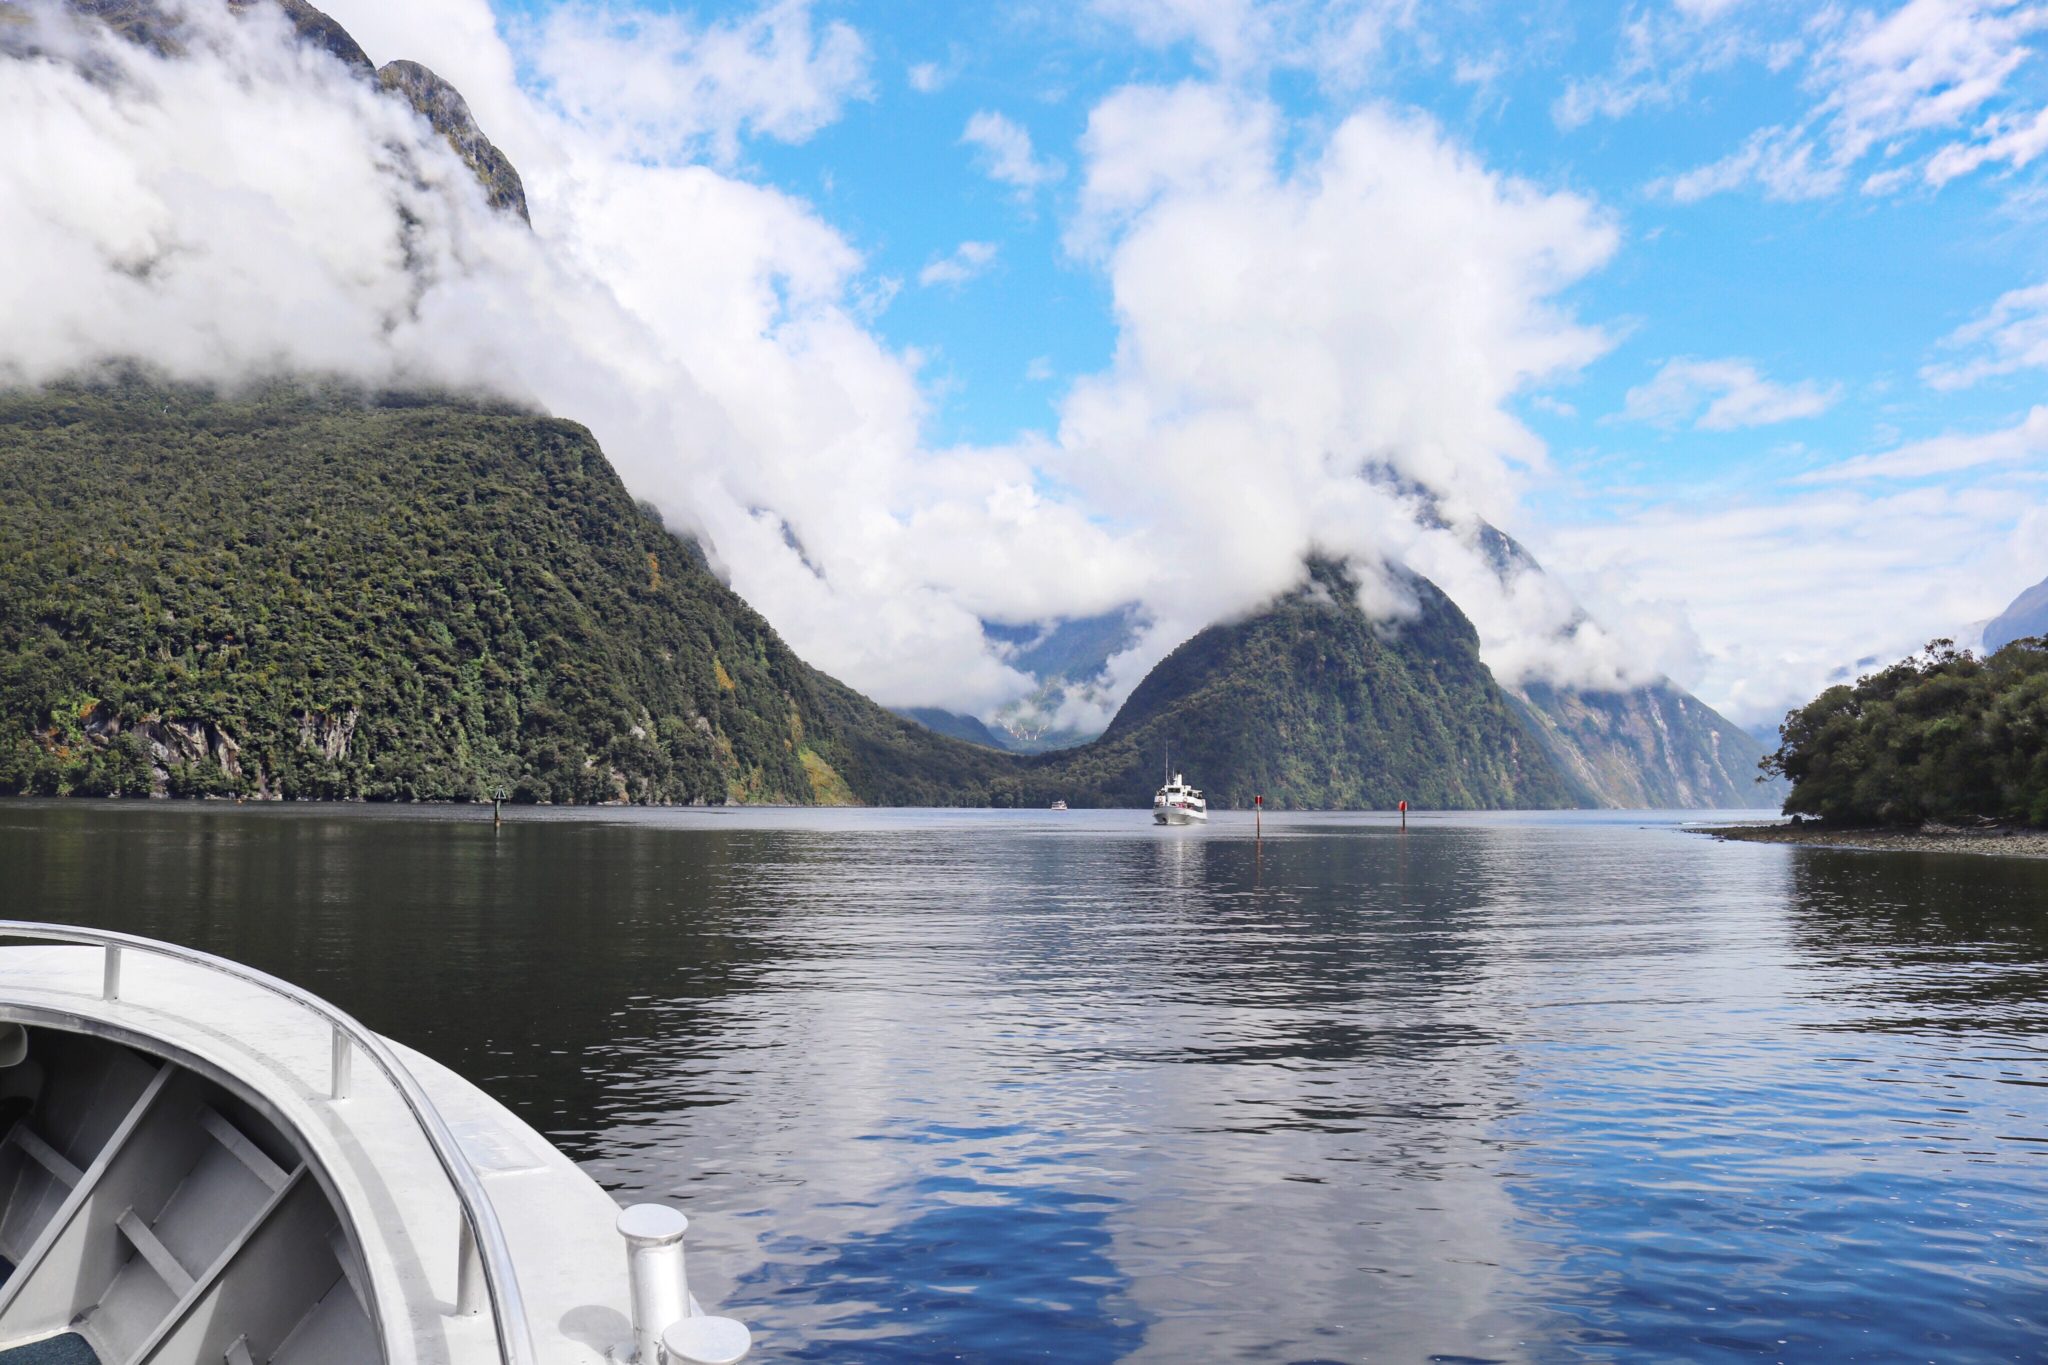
left=0, top=920, right=536, bottom=1365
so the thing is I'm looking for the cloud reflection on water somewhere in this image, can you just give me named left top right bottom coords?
left=5, top=805, right=2047, bottom=1360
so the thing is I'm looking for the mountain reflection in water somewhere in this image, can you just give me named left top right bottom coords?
left=1, top=804, right=2044, bottom=1362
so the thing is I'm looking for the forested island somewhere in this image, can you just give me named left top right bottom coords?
left=1763, top=638, right=2048, bottom=827
left=1704, top=637, right=2048, bottom=857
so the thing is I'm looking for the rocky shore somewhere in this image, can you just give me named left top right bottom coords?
left=1696, top=819, right=2048, bottom=860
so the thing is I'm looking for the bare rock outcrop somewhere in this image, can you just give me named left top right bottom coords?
left=46, top=0, right=529, bottom=223
left=376, top=59, right=530, bottom=224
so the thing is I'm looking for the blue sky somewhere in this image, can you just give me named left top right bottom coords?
left=473, top=0, right=2048, bottom=460
left=472, top=0, right=2048, bottom=721
left=34, top=0, right=2048, bottom=724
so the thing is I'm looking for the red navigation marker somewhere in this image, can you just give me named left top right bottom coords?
left=1398, top=800, right=1407, bottom=812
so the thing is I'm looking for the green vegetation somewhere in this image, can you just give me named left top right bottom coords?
left=889, top=707, right=1005, bottom=749
left=1039, top=560, right=1575, bottom=810
left=0, top=384, right=1588, bottom=811
left=9, top=0, right=1608, bottom=814
left=0, top=382, right=1007, bottom=804
left=1763, top=638, right=2048, bottom=826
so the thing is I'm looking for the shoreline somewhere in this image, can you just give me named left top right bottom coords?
left=1695, top=820, right=2048, bottom=861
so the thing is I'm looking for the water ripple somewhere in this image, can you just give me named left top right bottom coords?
left=5, top=805, right=2048, bottom=1360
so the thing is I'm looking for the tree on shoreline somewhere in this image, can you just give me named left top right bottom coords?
left=1763, top=637, right=2048, bottom=827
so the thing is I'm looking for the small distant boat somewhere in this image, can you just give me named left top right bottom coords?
left=1153, top=772, right=1207, bottom=826
left=1050, top=800, right=1068, bottom=811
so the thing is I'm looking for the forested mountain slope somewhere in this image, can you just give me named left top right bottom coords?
left=0, top=388, right=1587, bottom=811
left=0, top=384, right=1010, bottom=803
left=1039, top=560, right=1576, bottom=811
left=0, top=0, right=1597, bottom=813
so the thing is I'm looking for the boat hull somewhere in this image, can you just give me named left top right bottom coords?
left=0, top=930, right=737, bottom=1365
left=1153, top=809, right=1206, bottom=826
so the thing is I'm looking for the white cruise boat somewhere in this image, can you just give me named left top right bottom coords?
left=1153, top=774, right=1208, bottom=826
left=0, top=921, right=749, bottom=1365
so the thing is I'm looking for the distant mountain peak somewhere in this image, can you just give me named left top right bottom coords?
left=1081, top=553, right=1575, bottom=810
left=44, top=0, right=529, bottom=223
left=1465, top=522, right=1778, bottom=809
left=1985, top=572, right=2048, bottom=653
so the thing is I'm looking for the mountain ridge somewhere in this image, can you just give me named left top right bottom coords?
left=1985, top=572, right=2048, bottom=653
left=1033, top=559, right=1577, bottom=811
left=902, top=519, right=1778, bottom=809
left=0, top=384, right=1591, bottom=811
left=22, top=0, right=530, bottom=224
left=2, top=0, right=1740, bottom=813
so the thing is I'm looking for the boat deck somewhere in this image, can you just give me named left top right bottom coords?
left=0, top=945, right=632, bottom=1364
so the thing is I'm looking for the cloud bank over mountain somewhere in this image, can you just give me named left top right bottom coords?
left=3, top=0, right=1669, bottom=724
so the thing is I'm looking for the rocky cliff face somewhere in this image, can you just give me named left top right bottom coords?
left=40, top=0, right=530, bottom=223
left=238, top=0, right=370, bottom=71
left=376, top=59, right=529, bottom=223
left=73, top=703, right=250, bottom=798
left=1469, top=523, right=1779, bottom=809
left=1508, top=680, right=1773, bottom=810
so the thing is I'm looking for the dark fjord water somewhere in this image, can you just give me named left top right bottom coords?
left=1, top=803, right=2045, bottom=1362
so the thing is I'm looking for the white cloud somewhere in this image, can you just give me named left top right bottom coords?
left=1406, top=521, right=1706, bottom=693
left=918, top=240, right=997, bottom=288
left=513, top=0, right=871, bottom=165
left=1541, top=478, right=2048, bottom=723
left=960, top=111, right=1063, bottom=198
left=1554, top=4, right=1768, bottom=132
left=1660, top=0, right=2048, bottom=201
left=1066, top=81, right=1280, bottom=254
left=317, top=0, right=546, bottom=171
left=1825, top=0, right=2047, bottom=159
left=1094, top=0, right=1274, bottom=72
left=6, top=2, right=1805, bottom=724
left=1923, top=279, right=2048, bottom=387
left=1091, top=0, right=1414, bottom=85
left=1049, top=84, right=1628, bottom=692
left=1621, top=357, right=1838, bottom=430
left=1799, top=406, right=2048, bottom=481
left=1675, top=0, right=1755, bottom=17
left=907, top=61, right=946, bottom=93
left=1452, top=52, right=1504, bottom=89
left=1655, top=124, right=1843, bottom=202
left=0, top=0, right=1101, bottom=713
left=1924, top=102, right=2048, bottom=182
left=1, top=2, right=512, bottom=386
